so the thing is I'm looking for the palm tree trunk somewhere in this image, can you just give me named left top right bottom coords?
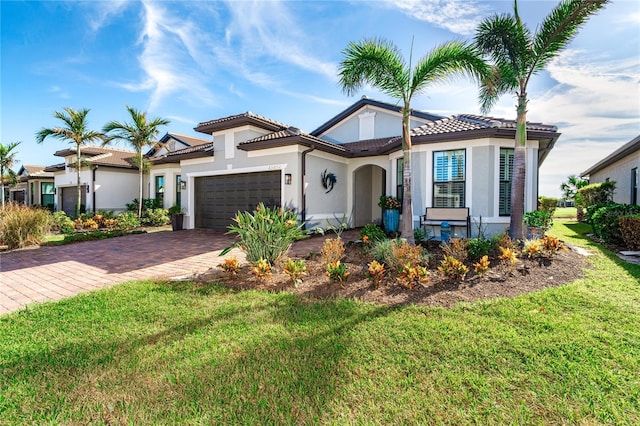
left=76, top=145, right=82, bottom=217
left=138, top=152, right=143, bottom=219
left=1, top=165, right=5, bottom=209
left=401, top=105, right=415, bottom=244
left=509, top=93, right=528, bottom=239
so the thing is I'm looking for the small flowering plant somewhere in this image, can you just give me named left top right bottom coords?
left=378, top=195, right=401, bottom=210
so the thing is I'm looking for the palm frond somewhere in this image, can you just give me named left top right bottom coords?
left=532, top=0, right=609, bottom=74
left=410, top=41, right=490, bottom=97
left=103, top=106, right=170, bottom=153
left=338, top=38, right=409, bottom=100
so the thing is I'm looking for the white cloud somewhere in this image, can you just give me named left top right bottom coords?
left=389, top=0, right=488, bottom=35
left=87, top=0, right=130, bottom=32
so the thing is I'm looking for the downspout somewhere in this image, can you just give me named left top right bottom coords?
left=301, top=144, right=315, bottom=229
left=92, top=165, right=98, bottom=214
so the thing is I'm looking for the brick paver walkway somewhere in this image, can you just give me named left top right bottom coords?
left=0, top=228, right=361, bottom=316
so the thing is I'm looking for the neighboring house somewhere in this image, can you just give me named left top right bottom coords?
left=151, top=97, right=559, bottom=236
left=45, top=146, right=140, bottom=215
left=145, top=132, right=211, bottom=209
left=8, top=165, right=55, bottom=208
left=581, top=134, right=640, bottom=205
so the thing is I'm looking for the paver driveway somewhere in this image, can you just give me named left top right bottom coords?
left=0, top=229, right=244, bottom=315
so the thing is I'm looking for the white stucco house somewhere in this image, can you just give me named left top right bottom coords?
left=581, top=134, right=640, bottom=205
left=148, top=98, right=560, bottom=236
left=8, top=165, right=55, bottom=208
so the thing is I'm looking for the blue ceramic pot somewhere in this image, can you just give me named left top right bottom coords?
left=383, top=209, right=400, bottom=233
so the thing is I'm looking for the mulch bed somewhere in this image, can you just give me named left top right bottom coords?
left=194, top=238, right=591, bottom=308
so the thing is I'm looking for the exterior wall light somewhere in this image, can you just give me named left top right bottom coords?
left=180, top=180, right=187, bottom=190
left=285, top=173, right=292, bottom=185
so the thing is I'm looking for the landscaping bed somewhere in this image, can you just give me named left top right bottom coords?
left=196, top=236, right=589, bottom=308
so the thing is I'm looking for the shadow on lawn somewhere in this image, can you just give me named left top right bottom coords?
left=2, top=288, right=393, bottom=423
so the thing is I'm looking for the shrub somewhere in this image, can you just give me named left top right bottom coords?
left=578, top=181, right=616, bottom=208
left=585, top=202, right=611, bottom=224
left=141, top=208, right=170, bottom=227
left=538, top=196, right=558, bottom=215
left=320, top=238, right=345, bottom=265
left=326, top=261, right=349, bottom=283
left=523, top=210, right=553, bottom=230
left=438, top=256, right=468, bottom=281
left=619, top=215, right=640, bottom=250
left=473, top=255, right=490, bottom=275
left=522, top=239, right=542, bottom=259
left=414, top=227, right=428, bottom=244
left=539, top=235, right=566, bottom=258
left=115, top=212, right=141, bottom=231
left=499, top=247, right=518, bottom=265
left=219, top=257, right=240, bottom=275
left=591, top=203, right=640, bottom=246
left=283, top=258, right=307, bottom=287
left=223, top=203, right=306, bottom=264
left=251, top=258, right=272, bottom=281
left=441, top=238, right=468, bottom=262
left=51, top=211, right=75, bottom=234
left=467, top=238, right=492, bottom=262
left=371, top=239, right=428, bottom=272
left=397, top=263, right=428, bottom=288
left=0, top=203, right=51, bottom=250
left=360, top=224, right=386, bottom=245
left=366, top=260, right=386, bottom=286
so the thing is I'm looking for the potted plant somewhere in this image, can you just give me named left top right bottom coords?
left=168, top=204, right=185, bottom=231
left=523, top=210, right=552, bottom=239
left=379, top=195, right=401, bottom=233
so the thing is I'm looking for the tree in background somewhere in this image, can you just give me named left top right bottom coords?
left=36, top=108, right=107, bottom=217
left=338, top=38, right=489, bottom=243
left=475, top=0, right=609, bottom=238
left=0, top=141, right=21, bottom=208
left=103, top=106, right=170, bottom=218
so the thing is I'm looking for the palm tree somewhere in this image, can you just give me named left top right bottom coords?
left=339, top=39, right=489, bottom=243
left=103, top=106, right=170, bottom=218
left=0, top=141, right=21, bottom=208
left=36, top=108, right=107, bottom=217
left=475, top=0, right=609, bottom=239
left=560, top=174, right=588, bottom=219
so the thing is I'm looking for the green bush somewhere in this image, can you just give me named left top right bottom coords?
left=371, top=238, right=428, bottom=271
left=538, top=196, right=558, bottom=215
left=0, top=203, right=51, bottom=250
left=467, top=238, right=493, bottom=262
left=360, top=223, right=387, bottom=244
left=591, top=203, right=640, bottom=246
left=141, top=208, right=170, bottom=226
left=115, top=212, right=141, bottom=231
left=51, top=211, right=75, bottom=234
left=523, top=210, right=553, bottom=230
left=618, top=215, right=640, bottom=250
left=222, top=203, right=307, bottom=264
left=578, top=181, right=616, bottom=208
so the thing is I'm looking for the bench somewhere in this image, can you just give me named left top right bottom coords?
left=420, top=207, right=470, bottom=239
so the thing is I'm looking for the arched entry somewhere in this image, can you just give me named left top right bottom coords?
left=353, top=165, right=386, bottom=227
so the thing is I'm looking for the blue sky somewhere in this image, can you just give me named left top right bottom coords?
left=1, top=0, right=639, bottom=198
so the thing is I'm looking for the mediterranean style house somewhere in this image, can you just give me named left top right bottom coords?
left=581, top=134, right=640, bottom=205
left=8, top=165, right=55, bottom=208
left=147, top=98, right=560, bottom=237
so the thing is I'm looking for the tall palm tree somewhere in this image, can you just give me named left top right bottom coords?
left=103, top=106, right=170, bottom=218
left=36, top=108, right=107, bottom=217
left=560, top=174, right=588, bottom=219
left=475, top=0, right=609, bottom=239
left=0, top=141, right=21, bottom=208
left=339, top=39, right=489, bottom=243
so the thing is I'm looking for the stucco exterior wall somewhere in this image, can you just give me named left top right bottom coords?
left=149, top=165, right=182, bottom=208
left=301, top=152, right=348, bottom=230
left=589, top=150, right=640, bottom=204
left=93, top=168, right=138, bottom=212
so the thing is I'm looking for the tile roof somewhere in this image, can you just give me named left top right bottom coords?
left=150, top=142, right=215, bottom=164
left=410, top=114, right=557, bottom=137
left=194, top=111, right=290, bottom=134
left=53, top=146, right=138, bottom=169
left=238, top=127, right=348, bottom=156
left=165, top=132, right=210, bottom=147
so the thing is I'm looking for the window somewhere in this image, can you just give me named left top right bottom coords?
left=155, top=175, right=165, bottom=206
left=396, top=158, right=404, bottom=207
left=433, top=149, right=465, bottom=208
left=30, top=182, right=35, bottom=205
left=499, top=148, right=514, bottom=216
left=41, top=182, right=54, bottom=208
left=176, top=175, right=182, bottom=207
left=632, top=168, right=638, bottom=205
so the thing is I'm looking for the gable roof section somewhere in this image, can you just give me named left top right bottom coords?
left=151, top=142, right=215, bottom=164
left=16, top=165, right=54, bottom=181
left=310, top=97, right=443, bottom=137
left=581, top=134, right=640, bottom=177
left=237, top=127, right=349, bottom=156
left=53, top=146, right=137, bottom=169
left=146, top=132, right=211, bottom=157
left=194, top=112, right=289, bottom=134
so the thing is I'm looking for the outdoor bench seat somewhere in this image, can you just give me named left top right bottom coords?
left=419, top=207, right=470, bottom=239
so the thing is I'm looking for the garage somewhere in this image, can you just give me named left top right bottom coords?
left=194, top=171, right=281, bottom=229
left=61, top=186, right=87, bottom=216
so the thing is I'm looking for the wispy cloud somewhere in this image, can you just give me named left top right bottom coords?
left=48, top=85, right=70, bottom=99
left=389, top=0, right=488, bottom=35
left=88, top=0, right=129, bottom=32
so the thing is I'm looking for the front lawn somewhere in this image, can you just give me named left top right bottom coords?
left=1, top=222, right=638, bottom=424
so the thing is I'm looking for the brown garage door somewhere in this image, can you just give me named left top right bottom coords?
left=194, top=171, right=281, bottom=229
left=61, top=186, right=87, bottom=217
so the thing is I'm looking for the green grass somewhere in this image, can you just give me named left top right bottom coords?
left=1, top=222, right=639, bottom=424
left=553, top=206, right=578, bottom=219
